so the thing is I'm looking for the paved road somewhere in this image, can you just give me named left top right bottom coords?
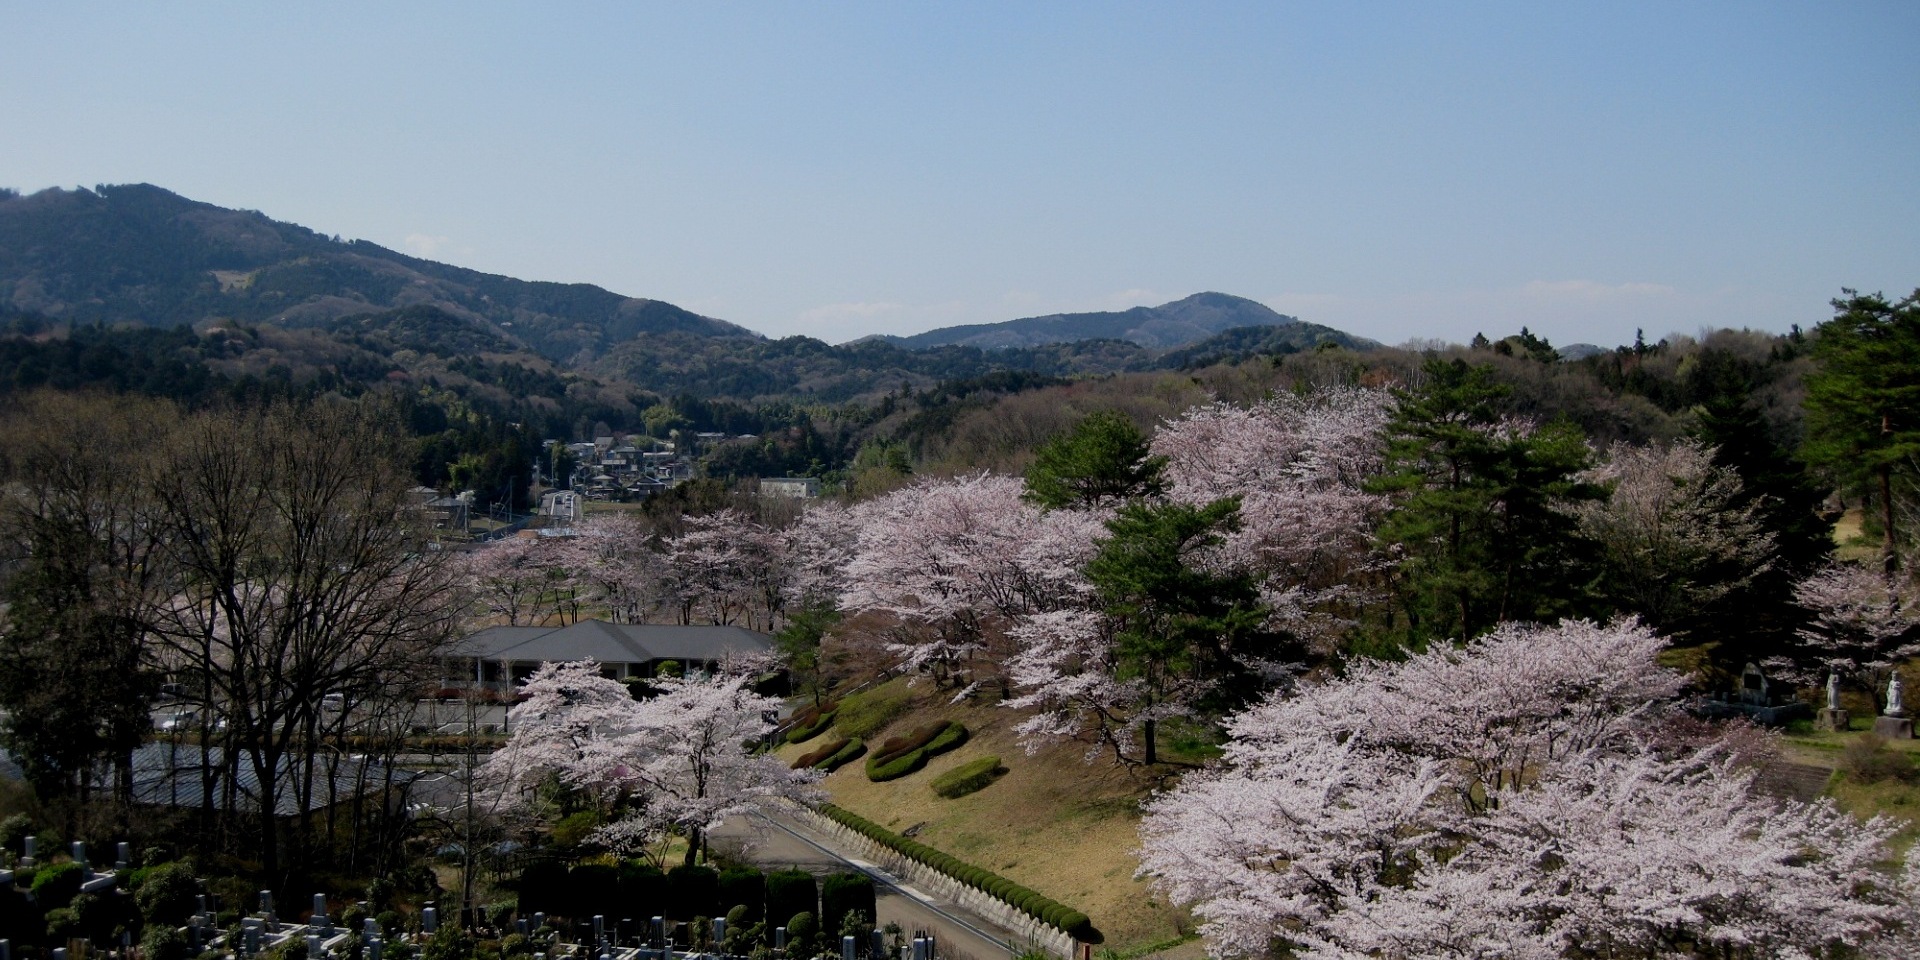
left=709, top=809, right=1022, bottom=960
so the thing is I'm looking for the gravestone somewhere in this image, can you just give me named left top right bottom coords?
left=1738, top=663, right=1769, bottom=706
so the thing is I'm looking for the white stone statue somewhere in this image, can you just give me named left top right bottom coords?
left=1828, top=670, right=1843, bottom=711
left=1887, top=673, right=1908, bottom=718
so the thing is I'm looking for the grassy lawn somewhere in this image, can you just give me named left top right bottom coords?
left=1783, top=718, right=1920, bottom=860
left=784, top=680, right=1196, bottom=952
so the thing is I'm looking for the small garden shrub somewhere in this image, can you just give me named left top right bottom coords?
left=1844, top=733, right=1915, bottom=784
left=31, top=860, right=84, bottom=910
left=924, top=722, right=968, bottom=754
left=865, top=749, right=930, bottom=782
left=872, top=722, right=948, bottom=764
left=785, top=910, right=819, bottom=957
left=794, top=737, right=851, bottom=769
left=143, top=924, right=190, bottom=960
left=931, top=756, right=1005, bottom=798
left=0, top=814, right=30, bottom=851
left=817, top=739, right=866, bottom=773
left=137, top=860, right=201, bottom=926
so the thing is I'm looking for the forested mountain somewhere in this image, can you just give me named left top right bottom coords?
left=879, top=291, right=1345, bottom=350
left=0, top=183, right=1378, bottom=405
left=0, top=184, right=755, bottom=363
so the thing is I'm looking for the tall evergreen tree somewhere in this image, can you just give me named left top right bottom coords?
left=1024, top=411, right=1167, bottom=510
left=1083, top=497, right=1269, bottom=764
left=1370, top=358, right=1599, bottom=645
left=1691, top=395, right=1834, bottom=666
left=1803, top=288, right=1920, bottom=573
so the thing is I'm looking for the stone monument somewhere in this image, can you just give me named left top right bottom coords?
left=1817, top=670, right=1852, bottom=732
left=1874, top=673, right=1914, bottom=740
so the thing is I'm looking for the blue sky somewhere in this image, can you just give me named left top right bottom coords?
left=4, top=3, right=1916, bottom=347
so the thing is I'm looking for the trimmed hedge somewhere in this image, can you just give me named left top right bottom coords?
left=864, top=721, right=968, bottom=782
left=784, top=702, right=839, bottom=744
left=871, top=721, right=950, bottom=765
left=817, top=738, right=866, bottom=773
left=816, top=803, right=1091, bottom=937
left=930, top=756, right=1005, bottom=799
left=821, top=872, right=876, bottom=930
left=718, top=866, right=765, bottom=921
left=865, top=748, right=930, bottom=782
left=765, top=869, right=817, bottom=930
left=793, top=736, right=850, bottom=769
left=668, top=864, right=721, bottom=920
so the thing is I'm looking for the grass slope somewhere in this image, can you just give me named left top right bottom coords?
left=777, top=677, right=1193, bottom=951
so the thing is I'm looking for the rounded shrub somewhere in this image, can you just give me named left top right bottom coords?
left=785, top=911, right=818, bottom=958
left=144, top=924, right=191, bottom=960
left=794, top=737, right=851, bottom=769
left=930, top=756, right=1004, bottom=798
left=31, top=860, right=84, bottom=910
left=923, top=723, right=969, bottom=757
left=137, top=860, right=200, bottom=926
left=819, top=739, right=867, bottom=772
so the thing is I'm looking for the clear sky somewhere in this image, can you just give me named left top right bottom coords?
left=4, top=3, right=1917, bottom=348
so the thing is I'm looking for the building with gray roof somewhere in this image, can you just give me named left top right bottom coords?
left=448, top=620, right=776, bottom=688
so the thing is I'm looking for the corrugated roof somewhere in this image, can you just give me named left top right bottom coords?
left=83, top=743, right=423, bottom=818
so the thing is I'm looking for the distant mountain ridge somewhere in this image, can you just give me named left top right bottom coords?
left=0, top=183, right=756, bottom=363
left=0, top=183, right=1376, bottom=403
left=880, top=292, right=1302, bottom=350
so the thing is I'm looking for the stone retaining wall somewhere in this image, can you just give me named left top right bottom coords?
left=792, top=806, right=1082, bottom=959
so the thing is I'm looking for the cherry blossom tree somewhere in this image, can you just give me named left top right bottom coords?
left=839, top=473, right=1104, bottom=688
left=782, top=498, right=860, bottom=609
left=665, top=508, right=788, bottom=629
left=1571, top=440, right=1778, bottom=638
left=1152, top=387, right=1392, bottom=650
left=1003, top=391, right=1390, bottom=763
left=1777, top=562, right=1920, bottom=713
left=456, top=536, right=558, bottom=626
left=570, top=513, right=665, bottom=624
left=1138, top=618, right=1915, bottom=959
left=600, top=662, right=817, bottom=865
left=482, top=658, right=818, bottom=868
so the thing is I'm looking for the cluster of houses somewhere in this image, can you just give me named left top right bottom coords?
left=557, top=434, right=699, bottom=502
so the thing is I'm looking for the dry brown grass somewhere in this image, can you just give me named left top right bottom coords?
left=778, top=677, right=1195, bottom=950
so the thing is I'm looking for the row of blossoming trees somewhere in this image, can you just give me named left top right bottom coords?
left=470, top=360, right=1920, bottom=955
left=806, top=377, right=1920, bottom=956
left=455, top=507, right=843, bottom=632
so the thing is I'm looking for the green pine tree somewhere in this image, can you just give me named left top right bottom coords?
left=1802, top=288, right=1920, bottom=573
